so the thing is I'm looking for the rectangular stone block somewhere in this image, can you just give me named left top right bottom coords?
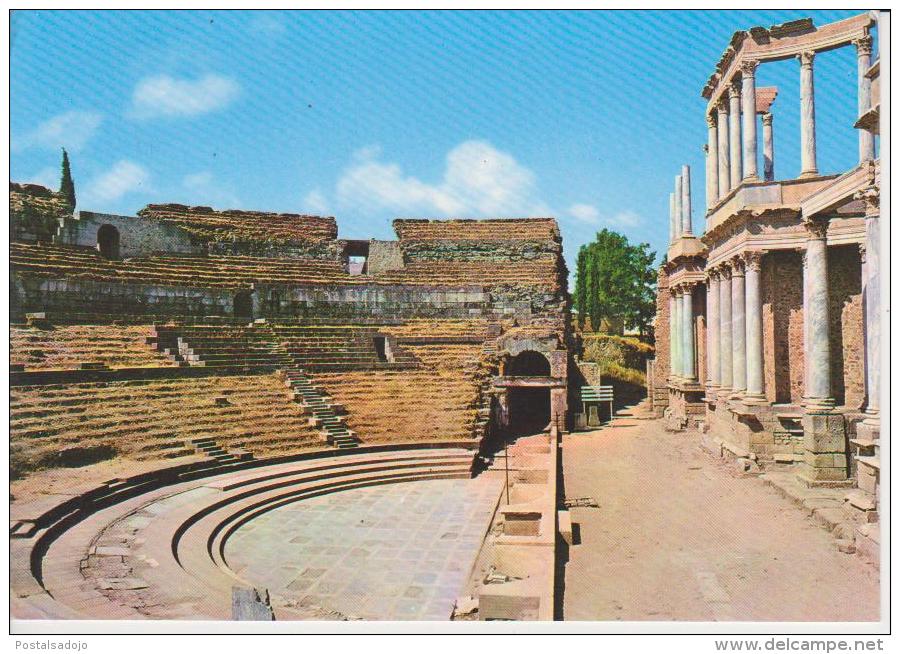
left=802, top=413, right=847, bottom=452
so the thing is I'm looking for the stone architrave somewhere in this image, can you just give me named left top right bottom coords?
left=798, top=51, right=818, bottom=177
left=855, top=36, right=875, bottom=163
left=730, top=258, right=747, bottom=395
left=728, top=82, right=743, bottom=188
left=718, top=265, right=733, bottom=393
left=762, top=113, right=775, bottom=181
left=741, top=60, right=759, bottom=181
left=743, top=251, right=765, bottom=400
left=717, top=101, right=730, bottom=198
left=706, top=114, right=719, bottom=206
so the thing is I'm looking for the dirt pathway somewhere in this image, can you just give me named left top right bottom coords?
left=561, top=414, right=880, bottom=622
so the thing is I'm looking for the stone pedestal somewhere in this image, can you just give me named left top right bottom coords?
left=797, top=413, right=850, bottom=486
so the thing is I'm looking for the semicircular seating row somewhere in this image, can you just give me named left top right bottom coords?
left=11, top=447, right=477, bottom=621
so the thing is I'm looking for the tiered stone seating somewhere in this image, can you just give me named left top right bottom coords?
left=10, top=324, right=177, bottom=371
left=138, top=204, right=338, bottom=246
left=312, top=343, right=486, bottom=443
left=11, top=243, right=352, bottom=288
left=155, top=325, right=290, bottom=368
left=10, top=375, right=321, bottom=478
left=270, top=325, right=419, bottom=371
left=378, top=319, right=493, bottom=340
left=374, top=259, right=561, bottom=289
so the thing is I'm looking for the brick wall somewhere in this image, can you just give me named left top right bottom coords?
left=762, top=250, right=804, bottom=404
left=828, top=245, right=864, bottom=409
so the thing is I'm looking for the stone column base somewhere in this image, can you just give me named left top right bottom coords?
left=797, top=413, right=851, bottom=487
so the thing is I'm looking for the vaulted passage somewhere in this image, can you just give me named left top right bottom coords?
left=97, top=225, right=120, bottom=260
left=508, top=387, right=551, bottom=436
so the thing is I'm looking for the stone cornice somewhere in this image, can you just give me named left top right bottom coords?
left=702, top=13, right=873, bottom=110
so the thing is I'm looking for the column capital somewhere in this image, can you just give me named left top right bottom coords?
left=858, top=241, right=866, bottom=264
left=853, top=34, right=874, bottom=57
left=740, top=59, right=759, bottom=77
left=805, top=218, right=829, bottom=240
left=742, top=250, right=764, bottom=271
left=762, top=111, right=773, bottom=126
left=718, top=264, right=732, bottom=280
left=706, top=267, right=720, bottom=282
left=853, top=186, right=880, bottom=216
left=706, top=113, right=717, bottom=128
left=798, top=50, right=815, bottom=67
left=717, top=98, right=729, bottom=112
left=728, top=81, right=741, bottom=99
left=727, top=257, right=745, bottom=276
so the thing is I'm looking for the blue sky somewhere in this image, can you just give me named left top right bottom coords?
left=11, top=9, right=871, bottom=271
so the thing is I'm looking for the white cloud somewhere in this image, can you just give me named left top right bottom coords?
left=130, top=74, right=240, bottom=118
left=183, top=171, right=213, bottom=188
left=609, top=210, right=642, bottom=227
left=12, top=110, right=103, bottom=152
left=303, top=189, right=330, bottom=215
left=336, top=140, right=546, bottom=216
left=568, top=203, right=601, bottom=224
left=82, top=160, right=151, bottom=204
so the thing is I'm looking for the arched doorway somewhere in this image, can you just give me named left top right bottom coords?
left=505, top=350, right=552, bottom=436
left=233, top=290, right=254, bottom=319
left=97, top=225, right=120, bottom=259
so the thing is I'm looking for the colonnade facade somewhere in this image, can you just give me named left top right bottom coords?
left=651, top=13, right=882, bottom=527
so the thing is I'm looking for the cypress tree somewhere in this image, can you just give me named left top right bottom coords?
left=60, top=148, right=76, bottom=210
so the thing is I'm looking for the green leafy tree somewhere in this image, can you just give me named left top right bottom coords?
left=573, top=228, right=657, bottom=338
left=59, top=148, right=76, bottom=210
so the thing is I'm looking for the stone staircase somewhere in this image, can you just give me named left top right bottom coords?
left=190, top=437, right=253, bottom=464
left=281, top=369, right=359, bottom=449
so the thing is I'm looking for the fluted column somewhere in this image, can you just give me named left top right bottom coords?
left=799, top=51, right=818, bottom=177
left=706, top=114, right=719, bottom=207
left=803, top=220, right=832, bottom=409
left=762, top=113, right=775, bottom=181
left=682, top=283, right=696, bottom=381
left=671, top=287, right=682, bottom=379
left=669, top=192, right=677, bottom=243
left=719, top=265, right=733, bottom=393
left=674, top=175, right=683, bottom=238
left=681, top=165, right=692, bottom=235
left=706, top=270, right=721, bottom=391
left=857, top=188, right=880, bottom=424
left=669, top=292, right=678, bottom=378
left=744, top=251, right=765, bottom=400
left=741, top=60, right=759, bottom=181
left=728, top=82, right=743, bottom=188
left=730, top=258, right=747, bottom=395
left=855, top=36, right=875, bottom=163
left=717, top=101, right=730, bottom=198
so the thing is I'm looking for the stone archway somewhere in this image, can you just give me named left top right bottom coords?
left=505, top=350, right=552, bottom=436
left=233, top=290, right=254, bottom=319
left=97, top=224, right=120, bottom=260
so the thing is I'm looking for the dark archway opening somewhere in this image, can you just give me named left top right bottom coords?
left=506, top=350, right=551, bottom=377
left=508, top=387, right=551, bottom=436
left=234, top=290, right=254, bottom=319
left=97, top=224, right=120, bottom=260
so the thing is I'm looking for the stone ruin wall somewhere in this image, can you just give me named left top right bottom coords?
left=9, top=183, right=72, bottom=243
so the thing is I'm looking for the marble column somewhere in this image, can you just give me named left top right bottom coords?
left=706, top=114, right=719, bottom=206
left=744, top=251, right=765, bottom=400
left=857, top=188, right=880, bottom=428
left=674, top=175, right=683, bottom=239
left=799, top=51, right=818, bottom=177
left=669, top=192, right=677, bottom=243
left=706, top=271, right=721, bottom=391
left=719, top=265, right=733, bottom=393
left=762, top=113, right=775, bottom=181
left=728, top=82, right=743, bottom=188
left=717, top=101, right=730, bottom=198
left=730, top=258, right=747, bottom=395
left=741, top=60, right=759, bottom=181
left=855, top=36, right=875, bottom=163
left=671, top=287, right=681, bottom=378
left=803, top=220, right=832, bottom=409
left=682, top=284, right=696, bottom=381
left=681, top=165, right=692, bottom=235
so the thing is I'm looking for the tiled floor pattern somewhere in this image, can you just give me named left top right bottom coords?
left=223, top=476, right=503, bottom=620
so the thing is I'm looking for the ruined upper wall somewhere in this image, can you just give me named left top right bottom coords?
left=137, top=204, right=339, bottom=256
left=393, top=218, right=562, bottom=262
left=10, top=183, right=72, bottom=243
